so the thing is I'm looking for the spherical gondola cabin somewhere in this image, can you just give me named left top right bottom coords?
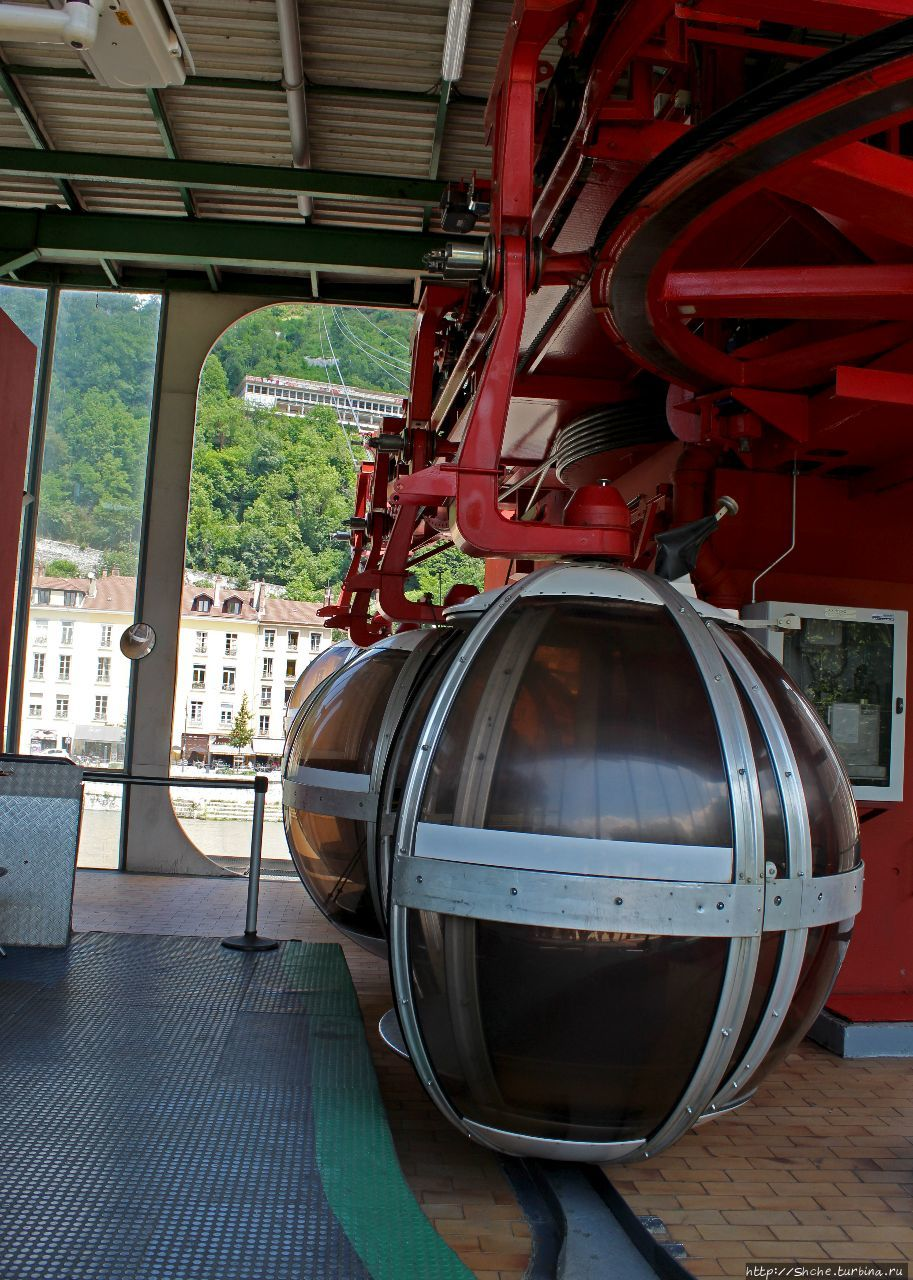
left=282, top=627, right=457, bottom=954
left=388, top=563, right=862, bottom=1163
left=283, top=637, right=360, bottom=737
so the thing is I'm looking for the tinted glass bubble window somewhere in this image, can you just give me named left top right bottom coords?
left=422, top=599, right=732, bottom=850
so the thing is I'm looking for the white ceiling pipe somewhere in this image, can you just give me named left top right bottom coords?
left=275, top=0, right=313, bottom=220
left=0, top=0, right=102, bottom=49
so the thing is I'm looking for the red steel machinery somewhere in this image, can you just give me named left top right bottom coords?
left=284, top=0, right=913, bottom=1158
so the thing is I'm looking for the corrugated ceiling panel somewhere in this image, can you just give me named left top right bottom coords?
left=170, top=0, right=283, bottom=79
left=301, top=0, right=447, bottom=93
left=78, top=182, right=188, bottom=215
left=0, top=93, right=42, bottom=148
left=438, top=101, right=490, bottom=180
left=308, top=97, right=436, bottom=176
left=458, top=0, right=512, bottom=98
left=165, top=87, right=291, bottom=166
left=23, top=81, right=167, bottom=155
left=0, top=174, right=65, bottom=206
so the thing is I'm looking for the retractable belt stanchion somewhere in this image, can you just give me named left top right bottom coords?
left=222, top=774, right=278, bottom=952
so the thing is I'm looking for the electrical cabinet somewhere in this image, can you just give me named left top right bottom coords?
left=742, top=602, right=907, bottom=802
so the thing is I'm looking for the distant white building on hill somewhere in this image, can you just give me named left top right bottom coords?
left=237, top=374, right=405, bottom=433
left=22, top=573, right=332, bottom=767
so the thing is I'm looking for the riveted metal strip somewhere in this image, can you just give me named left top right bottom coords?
left=282, top=767, right=377, bottom=820
left=393, top=855, right=765, bottom=937
left=463, top=1120, right=645, bottom=1163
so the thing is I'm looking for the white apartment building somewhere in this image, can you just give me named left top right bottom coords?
left=22, top=573, right=333, bottom=767
left=238, top=374, right=404, bottom=433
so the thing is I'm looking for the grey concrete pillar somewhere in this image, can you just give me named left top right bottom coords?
left=123, top=291, right=276, bottom=875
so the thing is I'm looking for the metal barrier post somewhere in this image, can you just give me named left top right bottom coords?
left=222, top=774, right=278, bottom=952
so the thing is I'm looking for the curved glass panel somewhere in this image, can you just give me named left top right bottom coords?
left=283, top=639, right=359, bottom=736
left=408, top=913, right=728, bottom=1142
left=727, top=630, right=859, bottom=875
left=421, top=599, right=733, bottom=848
left=376, top=633, right=462, bottom=917
left=284, top=645, right=410, bottom=943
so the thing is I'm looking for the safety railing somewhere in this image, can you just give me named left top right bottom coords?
left=82, top=769, right=277, bottom=952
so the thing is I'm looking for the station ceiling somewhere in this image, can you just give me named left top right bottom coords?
left=0, top=0, right=519, bottom=303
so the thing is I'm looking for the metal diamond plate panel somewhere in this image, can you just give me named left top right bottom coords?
left=0, top=758, right=82, bottom=947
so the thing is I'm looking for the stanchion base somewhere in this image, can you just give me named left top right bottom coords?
left=221, top=932, right=279, bottom=952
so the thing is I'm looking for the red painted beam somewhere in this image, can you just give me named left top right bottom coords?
left=685, top=0, right=913, bottom=35
left=661, top=266, right=913, bottom=320
left=836, top=364, right=913, bottom=405
left=767, top=143, right=913, bottom=251
left=0, top=309, right=36, bottom=734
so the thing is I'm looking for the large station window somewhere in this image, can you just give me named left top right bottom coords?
left=3, top=287, right=162, bottom=868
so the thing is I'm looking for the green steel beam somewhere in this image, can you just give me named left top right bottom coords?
left=6, top=260, right=417, bottom=306
left=0, top=145, right=447, bottom=205
left=1, top=64, right=488, bottom=106
left=0, top=206, right=463, bottom=274
left=146, top=88, right=195, bottom=217
left=423, top=79, right=453, bottom=232
left=0, top=248, right=38, bottom=276
left=99, top=257, right=121, bottom=287
left=0, top=66, right=80, bottom=212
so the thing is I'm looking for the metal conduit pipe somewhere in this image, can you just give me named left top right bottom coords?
left=275, top=0, right=313, bottom=220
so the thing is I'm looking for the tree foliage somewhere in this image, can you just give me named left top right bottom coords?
left=1, top=288, right=484, bottom=603
left=228, top=693, right=254, bottom=750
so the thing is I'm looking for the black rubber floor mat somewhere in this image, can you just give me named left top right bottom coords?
left=0, top=933, right=472, bottom=1280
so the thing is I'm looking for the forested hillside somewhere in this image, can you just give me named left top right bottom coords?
left=0, top=288, right=481, bottom=602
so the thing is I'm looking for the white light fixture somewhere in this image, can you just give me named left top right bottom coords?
left=441, top=0, right=472, bottom=84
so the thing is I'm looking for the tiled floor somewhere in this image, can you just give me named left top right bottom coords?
left=72, top=870, right=531, bottom=1280
left=611, top=1047, right=913, bottom=1279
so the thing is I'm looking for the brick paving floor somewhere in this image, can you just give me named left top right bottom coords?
left=72, top=870, right=530, bottom=1280
left=610, top=1044, right=913, bottom=1279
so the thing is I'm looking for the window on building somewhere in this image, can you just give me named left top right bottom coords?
left=94, top=695, right=108, bottom=721
left=284, top=687, right=292, bottom=706
left=28, top=701, right=42, bottom=718
left=192, top=665, right=206, bottom=689
left=194, top=631, right=207, bottom=655
left=193, top=595, right=212, bottom=614
left=55, top=696, right=68, bottom=719
left=285, top=659, right=296, bottom=679
left=262, top=657, right=273, bottom=678
left=310, top=632, right=322, bottom=652
left=63, top=591, right=78, bottom=608
left=100, top=624, right=112, bottom=648
left=58, top=655, right=71, bottom=681
left=222, top=668, right=235, bottom=692
left=260, top=686, right=271, bottom=706
left=263, top=629, right=275, bottom=650
left=189, top=701, right=203, bottom=725
left=220, top=705, right=233, bottom=726
left=34, top=588, right=50, bottom=605
left=258, top=715, right=270, bottom=735
left=33, top=619, right=48, bottom=647
left=61, top=621, right=73, bottom=646
left=223, top=597, right=241, bottom=615
left=287, top=630, right=299, bottom=651
left=32, top=652, right=45, bottom=679
left=97, top=657, right=110, bottom=684
left=225, top=633, right=237, bottom=656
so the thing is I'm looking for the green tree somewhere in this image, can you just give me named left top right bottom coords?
left=44, top=558, right=80, bottom=577
left=228, top=693, right=254, bottom=751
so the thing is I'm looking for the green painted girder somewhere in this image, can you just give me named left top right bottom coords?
left=8, top=260, right=417, bottom=306
left=0, top=67, right=80, bottom=212
left=1, top=64, right=488, bottom=107
left=0, top=206, right=467, bottom=274
left=0, top=145, right=447, bottom=205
